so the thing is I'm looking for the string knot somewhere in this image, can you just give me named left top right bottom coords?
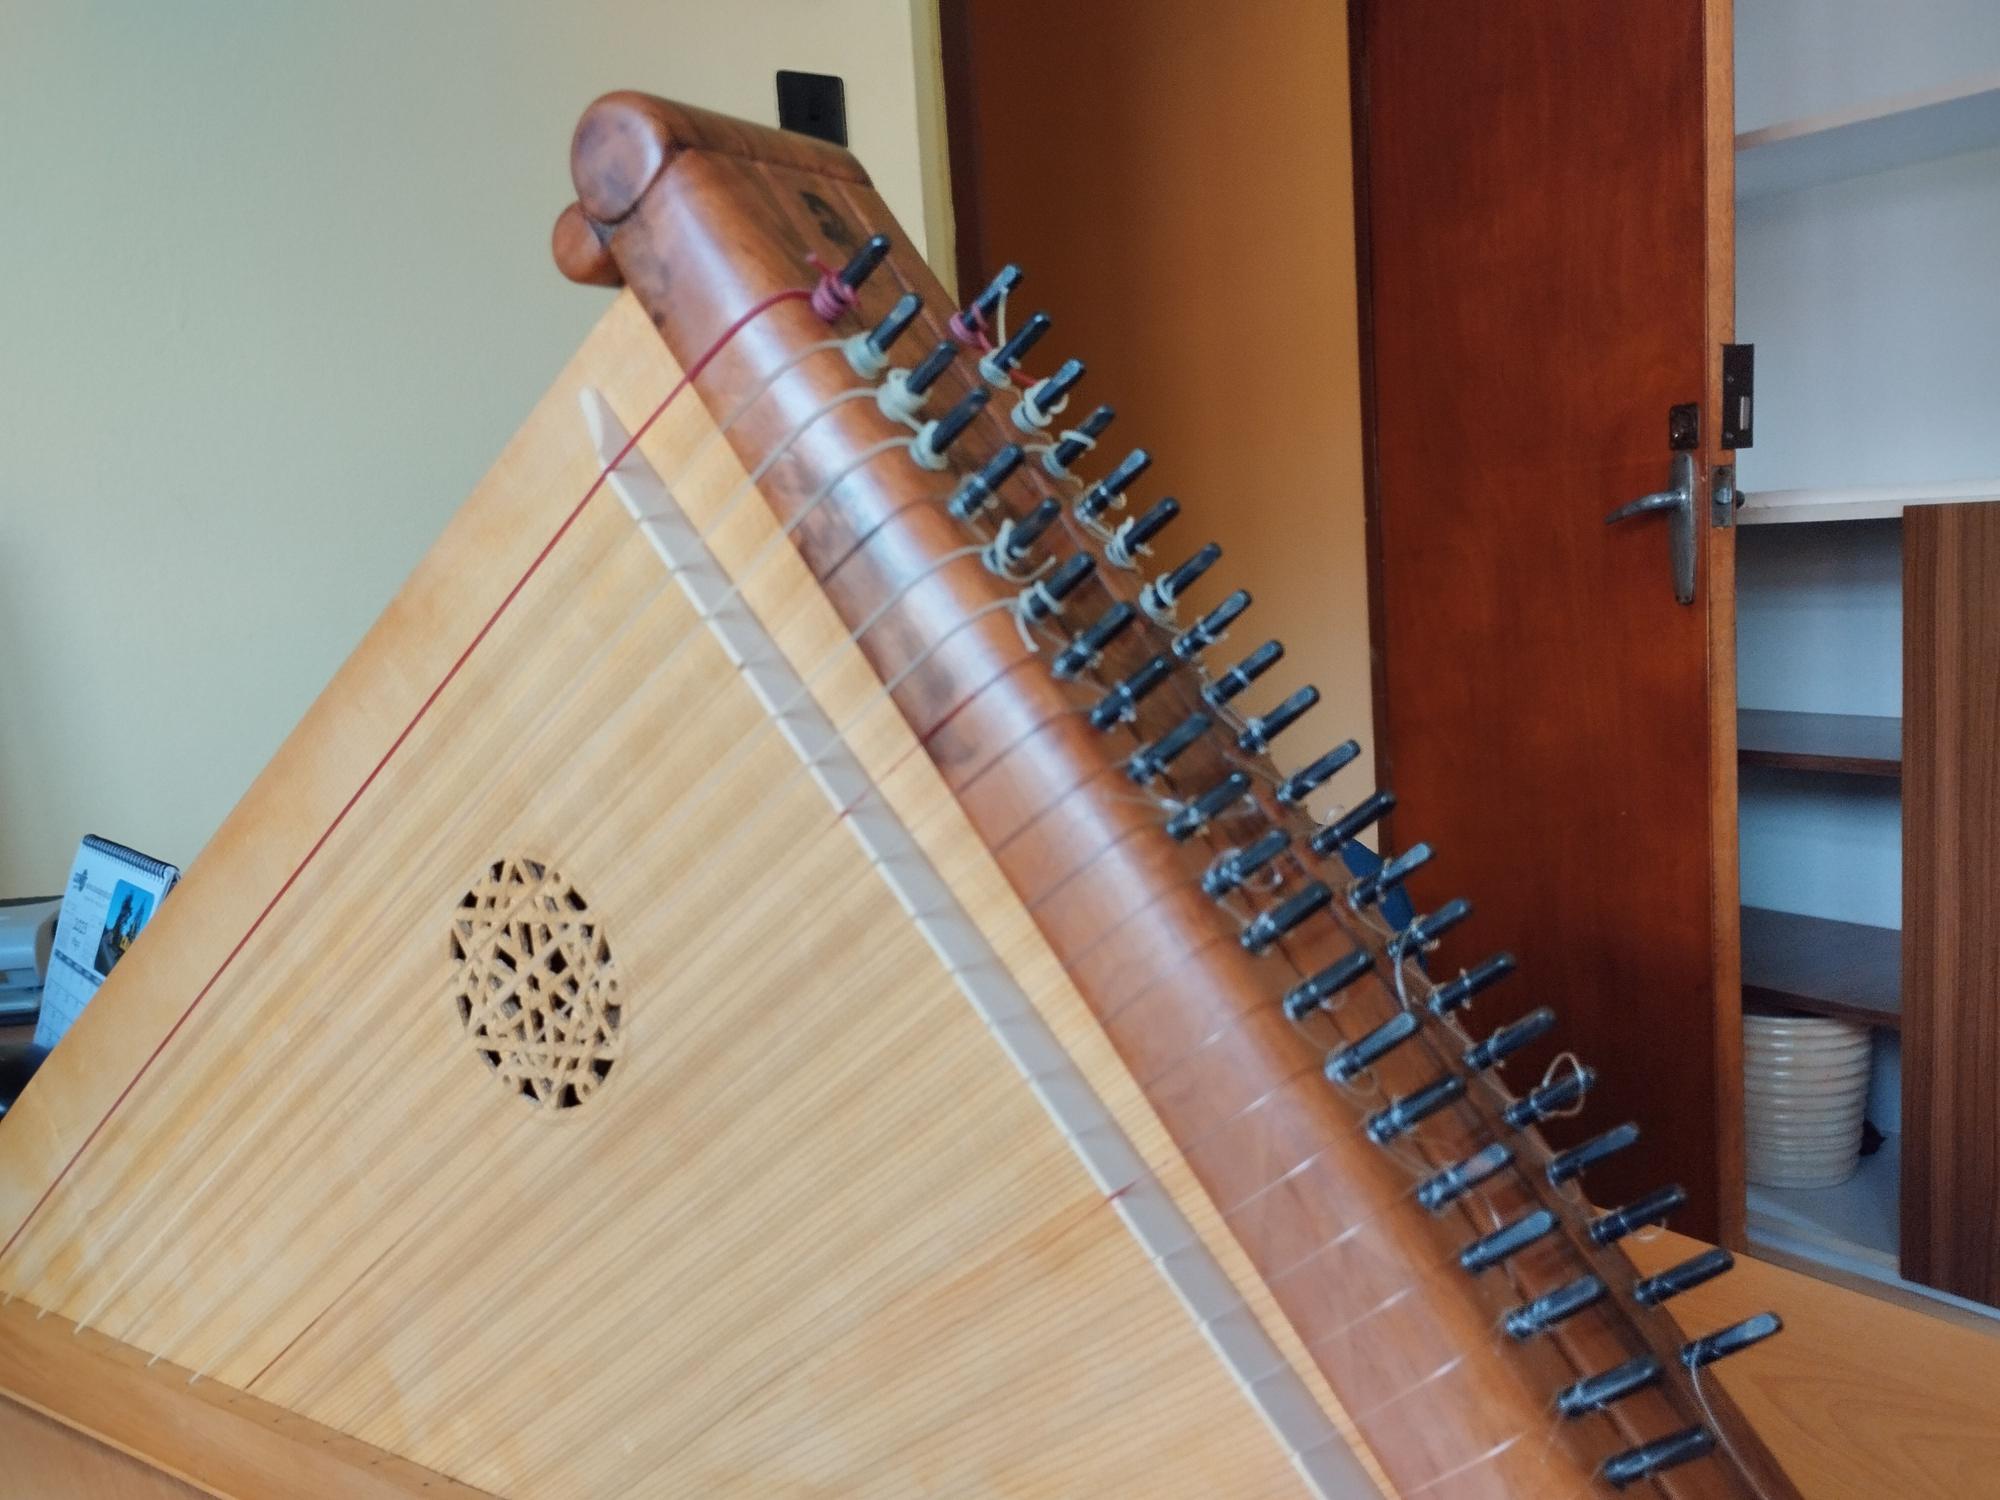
left=807, top=252, right=861, bottom=324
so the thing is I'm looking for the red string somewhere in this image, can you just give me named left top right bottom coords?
left=806, top=251, right=860, bottom=323
left=0, top=285, right=812, bottom=1267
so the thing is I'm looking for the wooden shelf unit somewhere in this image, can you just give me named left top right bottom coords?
left=1736, top=70, right=2000, bottom=199
left=1738, top=708, right=1901, bottom=777
left=1738, top=479, right=2000, bottom=525
left=1740, top=905, right=1900, bottom=1030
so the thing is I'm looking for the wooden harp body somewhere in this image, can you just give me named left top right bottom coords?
left=0, top=98, right=1795, bottom=1498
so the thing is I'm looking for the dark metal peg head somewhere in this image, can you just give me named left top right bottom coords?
left=1386, top=896, right=1470, bottom=960
left=1309, top=789, right=1395, bottom=856
left=1428, top=950, right=1515, bottom=1015
left=1277, top=740, right=1360, bottom=806
left=961, top=264, right=1022, bottom=333
left=1202, top=829, right=1290, bottom=898
left=1047, top=404, right=1114, bottom=474
left=1240, top=880, right=1333, bottom=954
left=1126, top=712, right=1210, bottom=783
left=1166, top=771, right=1251, bottom=841
left=1077, top=448, right=1152, bottom=522
left=1237, top=684, right=1318, bottom=754
left=905, top=339, right=957, bottom=397
left=1281, top=950, right=1372, bottom=1021
left=1325, top=1009, right=1419, bottom=1084
left=985, top=311, right=1051, bottom=375
left=916, top=387, right=989, bottom=465
left=947, top=442, right=1024, bottom=520
left=866, top=291, right=922, bottom=357
left=1463, top=1005, right=1556, bottom=1072
left=837, top=233, right=892, bottom=289
left=1588, top=1184, right=1687, bottom=1246
left=1204, top=639, right=1283, bottom=709
left=1349, top=841, right=1432, bottom=908
left=1416, top=1142, right=1515, bottom=1212
left=1052, top=601, right=1136, bottom=680
left=1089, top=654, right=1169, bottom=730
left=1171, top=588, right=1250, bottom=660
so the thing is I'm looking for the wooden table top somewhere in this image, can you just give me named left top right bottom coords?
left=1628, top=1229, right=1999, bottom=1497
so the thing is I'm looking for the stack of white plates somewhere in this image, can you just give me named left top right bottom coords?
left=1744, top=1011, right=1872, bottom=1189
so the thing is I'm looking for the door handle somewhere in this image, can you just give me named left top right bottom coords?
left=1604, top=450, right=1696, bottom=605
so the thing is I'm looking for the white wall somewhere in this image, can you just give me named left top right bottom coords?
left=0, top=1, right=941, bottom=892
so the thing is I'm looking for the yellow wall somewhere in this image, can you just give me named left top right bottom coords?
left=0, top=1, right=943, bottom=891
left=952, top=0, right=1374, bottom=815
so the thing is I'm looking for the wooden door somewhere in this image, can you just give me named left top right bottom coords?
left=1353, top=0, right=1742, bottom=1240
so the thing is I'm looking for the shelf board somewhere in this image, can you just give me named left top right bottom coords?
left=1737, top=479, right=2000, bottom=525
left=1737, top=71, right=2000, bottom=199
left=1741, top=905, right=1900, bottom=1030
left=1747, top=1140, right=1900, bottom=1267
left=1738, top=709, right=1901, bottom=777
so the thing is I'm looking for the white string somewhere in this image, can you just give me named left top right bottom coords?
left=1137, top=572, right=1182, bottom=627
left=1537, top=1052, right=1590, bottom=1120
left=1010, top=579, right=1065, bottom=651
left=1103, top=515, right=1150, bottom=570
left=979, top=517, right=1054, bottom=583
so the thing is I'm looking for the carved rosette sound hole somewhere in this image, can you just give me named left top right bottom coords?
left=449, top=858, right=622, bottom=1112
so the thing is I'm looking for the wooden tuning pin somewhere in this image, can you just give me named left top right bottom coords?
left=846, top=290, right=921, bottom=377
left=1204, top=639, right=1283, bottom=708
left=980, top=312, right=1051, bottom=386
left=1240, top=881, right=1333, bottom=954
left=1308, top=789, right=1394, bottom=856
left=1427, top=951, right=1515, bottom=1015
left=947, top=442, right=1024, bottom=520
left=1366, top=1073, right=1466, bottom=1143
left=1281, top=950, right=1372, bottom=1022
left=1349, top=841, right=1432, bottom=908
left=1503, top=1275, right=1608, bottom=1338
left=1202, top=829, right=1290, bottom=898
left=1106, top=495, right=1179, bottom=569
left=1075, top=449, right=1152, bottom=526
left=1385, top=896, right=1470, bottom=960
left=1276, top=740, right=1360, bottom=806
left=1045, top=404, right=1114, bottom=477
left=1166, top=771, right=1252, bottom=841
left=1015, top=356, right=1085, bottom=428
left=1089, top=654, right=1169, bottom=730
left=1324, top=1009, right=1419, bottom=1084
left=1601, top=1429, right=1718, bottom=1490
left=1546, top=1121, right=1638, bottom=1184
left=1236, top=685, right=1318, bottom=754
left=1051, top=601, right=1136, bottom=680
left=1632, top=1246, right=1733, bottom=1307
left=1462, top=1005, right=1556, bottom=1072
left=1171, top=588, right=1250, bottom=660
left=1587, top=1184, right=1686, bottom=1246
left=1459, top=1206, right=1557, bottom=1273
left=1415, top=1142, right=1514, bottom=1211
left=1503, top=1063, right=1597, bottom=1127
left=1126, top=712, right=1210, bottom=784
left=912, top=387, right=990, bottom=469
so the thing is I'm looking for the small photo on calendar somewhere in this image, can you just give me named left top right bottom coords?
left=94, top=879, right=157, bottom=978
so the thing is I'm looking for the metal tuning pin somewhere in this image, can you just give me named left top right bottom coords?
left=1427, top=951, right=1515, bottom=1016
left=1632, top=1246, right=1733, bottom=1307
left=979, top=311, right=1051, bottom=386
left=1046, top=404, right=1114, bottom=476
left=1588, top=1184, right=1687, bottom=1246
left=1167, top=771, right=1251, bottom=841
left=1204, top=640, right=1283, bottom=709
left=1015, top=356, right=1085, bottom=429
left=1349, top=841, right=1433, bottom=909
left=947, top=442, right=1025, bottom=520
left=1459, top=1207, right=1557, bottom=1273
left=1682, top=1311, right=1782, bottom=1369
left=1415, top=1142, right=1513, bottom=1211
left=1126, top=712, right=1210, bottom=784
left=1504, top=1275, right=1608, bottom=1339
left=1075, top=448, right=1152, bottom=526
left=878, top=338, right=957, bottom=422
left=1277, top=740, right=1361, bottom=807
left=1202, top=829, right=1290, bottom=898
left=1090, top=654, right=1170, bottom=730
left=1308, top=789, right=1395, bottom=856
left=839, top=233, right=892, bottom=287
left=1237, top=685, right=1319, bottom=754
left=1325, top=1010, right=1419, bottom=1084
left=1171, top=589, right=1250, bottom=660
left=1546, top=1121, right=1639, bottom=1185
left=1281, top=950, right=1372, bottom=1022
left=1240, top=881, right=1333, bottom=955
left=986, top=497, right=1060, bottom=574
left=957, top=264, right=1022, bottom=341
left=1503, top=1064, right=1597, bottom=1128
left=1051, top=602, right=1136, bottom=681
left=912, top=387, right=990, bottom=469
left=1016, top=553, right=1093, bottom=630
left=1107, top=495, right=1179, bottom=569
left=1386, top=896, right=1470, bottom=960
left=1366, top=1074, right=1465, bottom=1143
left=1601, top=1429, right=1717, bottom=1491
left=1463, top=1005, right=1556, bottom=1072
left=1141, top=543, right=1221, bottom=622
left=847, top=290, right=921, bottom=377
left=1557, top=1354, right=1663, bottom=1419
left=906, top=339, right=957, bottom=397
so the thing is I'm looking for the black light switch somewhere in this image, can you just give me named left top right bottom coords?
left=777, top=71, right=848, bottom=146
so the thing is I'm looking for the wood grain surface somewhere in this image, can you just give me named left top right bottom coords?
left=0, top=1396, right=203, bottom=1500
left=1901, top=500, right=2000, bottom=1303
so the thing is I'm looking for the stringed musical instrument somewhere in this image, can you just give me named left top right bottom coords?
left=0, top=93, right=1804, bottom=1497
